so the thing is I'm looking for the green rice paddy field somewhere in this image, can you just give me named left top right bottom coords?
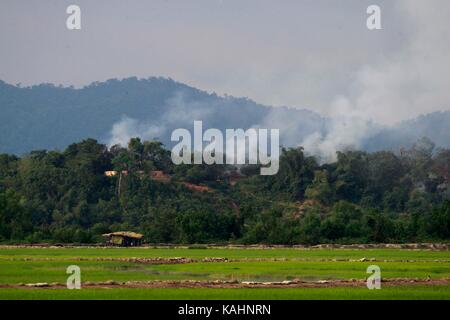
left=0, top=246, right=449, bottom=300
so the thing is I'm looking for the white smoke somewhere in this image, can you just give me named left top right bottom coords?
left=299, top=0, right=450, bottom=162
left=108, top=116, right=164, bottom=147
left=107, top=1, right=450, bottom=162
left=300, top=97, right=378, bottom=162
left=351, top=0, right=450, bottom=125
left=107, top=91, right=213, bottom=147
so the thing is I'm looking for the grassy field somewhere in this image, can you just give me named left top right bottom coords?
left=0, top=246, right=449, bottom=300
left=1, top=247, right=449, bottom=260
left=1, top=286, right=449, bottom=300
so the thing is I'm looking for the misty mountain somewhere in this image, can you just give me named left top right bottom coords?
left=0, top=77, right=325, bottom=154
left=364, top=111, right=450, bottom=152
left=0, top=77, right=449, bottom=155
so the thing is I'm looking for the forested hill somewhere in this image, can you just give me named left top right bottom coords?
left=0, top=137, right=449, bottom=244
left=1, top=78, right=450, bottom=155
left=0, top=78, right=322, bottom=154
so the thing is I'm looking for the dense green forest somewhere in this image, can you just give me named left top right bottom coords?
left=0, top=137, right=449, bottom=244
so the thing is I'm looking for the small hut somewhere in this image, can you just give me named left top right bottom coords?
left=102, top=231, right=144, bottom=247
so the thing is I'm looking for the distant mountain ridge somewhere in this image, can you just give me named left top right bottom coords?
left=364, top=111, right=450, bottom=152
left=0, top=77, right=449, bottom=155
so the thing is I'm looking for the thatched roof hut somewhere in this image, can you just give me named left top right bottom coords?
left=102, top=231, right=144, bottom=247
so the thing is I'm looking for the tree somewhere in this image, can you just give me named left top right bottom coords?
left=305, top=170, right=334, bottom=205
left=267, top=147, right=317, bottom=201
left=365, top=151, right=405, bottom=207
left=334, top=151, right=368, bottom=203
left=428, top=201, right=450, bottom=239
left=0, top=189, right=31, bottom=240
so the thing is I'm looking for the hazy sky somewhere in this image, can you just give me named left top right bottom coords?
left=1, top=0, right=449, bottom=125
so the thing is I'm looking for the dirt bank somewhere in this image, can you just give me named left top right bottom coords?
left=3, top=278, right=450, bottom=290
left=0, top=243, right=448, bottom=250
